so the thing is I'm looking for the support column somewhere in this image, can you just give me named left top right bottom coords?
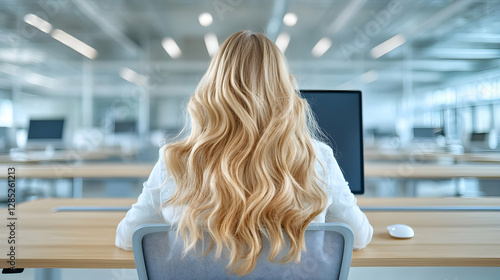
left=82, top=61, right=93, bottom=128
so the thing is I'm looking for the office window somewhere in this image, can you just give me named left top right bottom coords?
left=458, top=107, right=473, bottom=136
left=494, top=104, right=500, bottom=131
left=0, top=99, right=13, bottom=127
left=474, top=105, right=492, bottom=132
left=443, top=108, right=458, bottom=140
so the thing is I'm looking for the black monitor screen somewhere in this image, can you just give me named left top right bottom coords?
left=27, top=119, right=64, bottom=140
left=114, top=120, right=137, bottom=134
left=470, top=132, right=487, bottom=142
left=413, top=127, right=444, bottom=139
left=301, top=90, right=364, bottom=195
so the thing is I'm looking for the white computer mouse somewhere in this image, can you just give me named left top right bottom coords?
left=386, top=224, right=414, bottom=239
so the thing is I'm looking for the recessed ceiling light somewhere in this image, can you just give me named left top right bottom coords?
left=23, top=14, right=52, bottom=34
left=276, top=32, right=290, bottom=53
left=204, top=33, right=219, bottom=57
left=370, top=34, right=406, bottom=59
left=198, top=13, right=213, bottom=27
left=161, top=37, right=182, bottom=59
left=120, top=67, right=148, bottom=87
left=25, top=72, right=57, bottom=88
left=311, top=37, right=332, bottom=57
left=283, top=13, right=298, bottom=26
left=51, top=29, right=98, bottom=59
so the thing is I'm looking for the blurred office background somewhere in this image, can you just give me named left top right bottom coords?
left=1, top=0, right=500, bottom=204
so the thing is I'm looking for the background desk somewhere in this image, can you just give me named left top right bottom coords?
left=1, top=163, right=499, bottom=201
left=0, top=163, right=153, bottom=179
left=363, top=162, right=500, bottom=179
left=0, top=148, right=137, bottom=164
left=0, top=163, right=153, bottom=198
left=1, top=197, right=499, bottom=273
left=2, top=162, right=500, bottom=179
left=364, top=149, right=500, bottom=163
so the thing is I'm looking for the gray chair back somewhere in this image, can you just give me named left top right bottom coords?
left=133, top=223, right=353, bottom=280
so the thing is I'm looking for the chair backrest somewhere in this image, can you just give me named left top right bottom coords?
left=132, top=223, right=354, bottom=280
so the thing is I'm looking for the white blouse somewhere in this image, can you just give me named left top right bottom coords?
left=115, top=140, right=373, bottom=251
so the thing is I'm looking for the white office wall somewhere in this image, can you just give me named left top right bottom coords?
left=153, top=97, right=188, bottom=130
left=363, top=93, right=399, bottom=132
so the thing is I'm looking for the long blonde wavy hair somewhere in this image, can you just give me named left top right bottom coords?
left=162, top=30, right=327, bottom=275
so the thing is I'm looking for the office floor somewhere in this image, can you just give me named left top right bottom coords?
left=2, top=267, right=500, bottom=280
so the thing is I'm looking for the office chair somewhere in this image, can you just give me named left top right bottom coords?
left=132, top=223, right=354, bottom=280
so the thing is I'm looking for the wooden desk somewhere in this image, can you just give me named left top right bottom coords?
left=1, top=197, right=499, bottom=270
left=455, top=153, right=500, bottom=163
left=364, top=162, right=500, bottom=179
left=364, top=149, right=500, bottom=163
left=364, top=149, right=454, bottom=162
left=0, top=146, right=141, bottom=164
left=0, top=150, right=112, bottom=163
left=2, top=162, right=500, bottom=179
left=0, top=163, right=153, bottom=179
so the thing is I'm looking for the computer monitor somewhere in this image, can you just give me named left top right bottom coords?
left=113, top=120, right=137, bottom=134
left=301, top=90, right=364, bottom=195
left=466, top=131, right=498, bottom=151
left=470, top=132, right=487, bottom=142
left=27, top=119, right=65, bottom=147
left=412, top=127, right=444, bottom=140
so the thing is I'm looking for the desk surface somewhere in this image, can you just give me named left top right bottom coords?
left=364, top=149, right=500, bottom=163
left=0, top=150, right=109, bottom=163
left=364, top=162, right=500, bottom=178
left=0, top=148, right=138, bottom=163
left=1, top=197, right=499, bottom=269
left=2, top=162, right=500, bottom=179
left=5, top=149, right=500, bottom=164
left=0, top=163, right=154, bottom=179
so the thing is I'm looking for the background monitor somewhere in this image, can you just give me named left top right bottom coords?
left=301, top=90, right=364, bottom=195
left=27, top=119, right=65, bottom=141
left=466, top=131, right=498, bottom=151
left=413, top=127, right=444, bottom=139
left=114, top=120, right=137, bottom=134
left=470, top=132, right=487, bottom=142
